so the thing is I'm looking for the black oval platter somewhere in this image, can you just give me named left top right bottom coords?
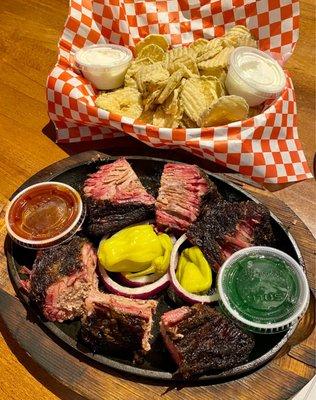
left=5, top=153, right=303, bottom=382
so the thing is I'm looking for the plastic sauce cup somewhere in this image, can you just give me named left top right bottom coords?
left=225, top=47, right=286, bottom=106
left=5, top=182, right=84, bottom=249
left=75, top=44, right=133, bottom=90
left=217, top=247, right=310, bottom=334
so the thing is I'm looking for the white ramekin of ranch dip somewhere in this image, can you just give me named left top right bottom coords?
left=75, top=44, right=133, bottom=90
left=225, top=47, right=286, bottom=106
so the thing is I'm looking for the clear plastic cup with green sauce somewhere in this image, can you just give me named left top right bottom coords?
left=217, top=247, right=310, bottom=334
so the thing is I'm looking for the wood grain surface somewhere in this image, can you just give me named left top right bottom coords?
left=0, top=0, right=315, bottom=399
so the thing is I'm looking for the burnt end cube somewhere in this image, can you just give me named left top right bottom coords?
left=83, top=158, right=155, bottom=237
left=81, top=292, right=157, bottom=354
left=160, top=304, right=255, bottom=379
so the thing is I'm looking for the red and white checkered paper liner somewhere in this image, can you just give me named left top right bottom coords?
left=47, top=0, right=312, bottom=183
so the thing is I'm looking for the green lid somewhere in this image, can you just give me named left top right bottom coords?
left=217, top=247, right=310, bottom=333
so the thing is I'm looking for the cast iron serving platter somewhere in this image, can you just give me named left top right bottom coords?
left=5, top=151, right=304, bottom=382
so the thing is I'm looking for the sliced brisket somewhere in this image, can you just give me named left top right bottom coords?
left=160, top=304, right=255, bottom=378
left=187, top=200, right=274, bottom=271
left=156, top=163, right=219, bottom=233
left=80, top=292, right=157, bottom=354
left=29, top=236, right=98, bottom=322
left=83, top=158, right=155, bottom=237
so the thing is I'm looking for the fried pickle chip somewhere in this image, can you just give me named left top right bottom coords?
left=96, top=88, right=143, bottom=119
left=201, top=69, right=227, bottom=86
left=203, top=76, right=226, bottom=97
left=143, top=88, right=162, bottom=111
left=163, top=88, right=180, bottom=114
left=217, top=69, right=227, bottom=85
left=163, top=47, right=196, bottom=71
left=180, top=76, right=219, bottom=123
left=198, top=46, right=234, bottom=70
left=222, top=34, right=257, bottom=48
left=126, top=57, right=155, bottom=76
left=199, top=67, right=227, bottom=86
left=222, top=25, right=257, bottom=48
left=173, top=97, right=184, bottom=126
left=137, top=44, right=166, bottom=62
left=153, top=106, right=178, bottom=128
left=157, top=68, right=186, bottom=104
left=124, top=75, right=138, bottom=88
left=225, top=25, right=252, bottom=37
left=182, top=65, right=198, bottom=78
left=189, top=38, right=208, bottom=55
left=135, top=34, right=169, bottom=55
left=181, top=79, right=207, bottom=123
left=168, top=56, right=199, bottom=75
left=234, top=35, right=257, bottom=48
left=199, top=95, right=249, bottom=127
left=180, top=113, right=198, bottom=128
left=135, top=63, right=169, bottom=95
left=170, top=46, right=196, bottom=60
left=196, top=38, right=223, bottom=63
left=124, top=57, right=155, bottom=87
left=138, top=109, right=155, bottom=124
left=200, top=65, right=226, bottom=82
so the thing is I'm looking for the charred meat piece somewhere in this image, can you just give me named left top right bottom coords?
left=187, top=200, right=274, bottom=271
left=83, top=158, right=155, bottom=237
left=29, top=236, right=98, bottom=322
left=80, top=291, right=157, bottom=355
left=160, top=304, right=255, bottom=378
left=156, top=163, right=219, bottom=233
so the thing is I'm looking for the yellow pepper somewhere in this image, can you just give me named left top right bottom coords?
left=98, top=225, right=173, bottom=276
left=176, top=247, right=212, bottom=294
left=126, top=233, right=172, bottom=278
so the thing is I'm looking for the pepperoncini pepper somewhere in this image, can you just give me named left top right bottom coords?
left=98, top=224, right=173, bottom=276
left=176, top=247, right=212, bottom=294
left=126, top=233, right=172, bottom=278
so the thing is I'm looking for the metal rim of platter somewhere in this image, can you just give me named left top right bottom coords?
left=5, top=154, right=303, bottom=382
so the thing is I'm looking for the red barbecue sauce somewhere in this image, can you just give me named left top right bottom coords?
left=8, top=184, right=80, bottom=241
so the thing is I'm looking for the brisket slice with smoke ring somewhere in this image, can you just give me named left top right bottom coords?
left=160, top=304, right=255, bottom=379
left=187, top=200, right=274, bottom=271
left=80, top=292, right=157, bottom=354
left=83, top=158, right=155, bottom=237
left=29, top=236, right=98, bottom=322
left=155, top=163, right=220, bottom=233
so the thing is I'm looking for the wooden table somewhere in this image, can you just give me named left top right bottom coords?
left=0, top=0, right=315, bottom=399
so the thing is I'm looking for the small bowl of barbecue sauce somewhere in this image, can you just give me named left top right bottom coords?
left=217, top=247, right=310, bottom=334
left=5, top=182, right=84, bottom=249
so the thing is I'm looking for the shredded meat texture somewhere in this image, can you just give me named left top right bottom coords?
left=84, top=158, right=154, bottom=204
left=29, top=236, right=98, bottom=322
left=160, top=304, right=255, bottom=379
left=156, top=163, right=219, bottom=233
left=187, top=200, right=274, bottom=271
left=81, top=292, right=157, bottom=354
left=83, top=158, right=155, bottom=237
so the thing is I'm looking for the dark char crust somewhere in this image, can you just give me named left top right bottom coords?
left=167, top=305, right=255, bottom=378
left=201, top=178, right=222, bottom=205
left=29, top=236, right=88, bottom=306
left=80, top=305, right=147, bottom=354
left=196, top=168, right=221, bottom=201
left=187, top=200, right=274, bottom=268
left=84, top=196, right=155, bottom=237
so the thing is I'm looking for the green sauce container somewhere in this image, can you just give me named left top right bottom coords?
left=217, top=247, right=310, bottom=333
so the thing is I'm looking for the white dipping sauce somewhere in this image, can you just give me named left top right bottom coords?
left=78, top=47, right=127, bottom=66
left=226, top=47, right=286, bottom=106
left=75, top=44, right=133, bottom=90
